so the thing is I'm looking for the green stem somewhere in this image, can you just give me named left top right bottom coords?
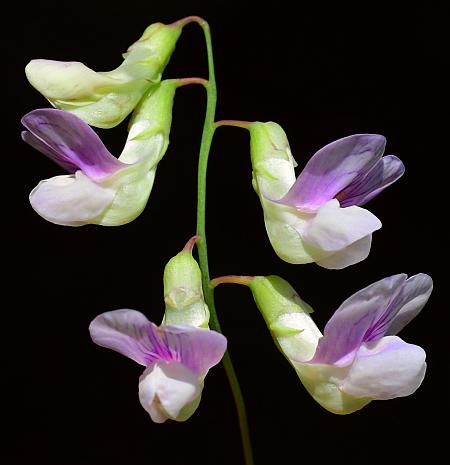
left=193, top=18, right=255, bottom=465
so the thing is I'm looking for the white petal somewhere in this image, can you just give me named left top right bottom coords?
left=341, top=336, right=426, bottom=400
left=29, top=171, right=115, bottom=226
left=260, top=198, right=329, bottom=264
left=303, top=199, right=381, bottom=251
left=315, top=235, right=373, bottom=269
left=138, top=362, right=200, bottom=423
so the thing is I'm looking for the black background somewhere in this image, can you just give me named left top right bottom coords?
left=5, top=1, right=445, bottom=464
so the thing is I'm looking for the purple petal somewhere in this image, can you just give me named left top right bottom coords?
left=364, top=274, right=433, bottom=342
left=309, top=274, right=407, bottom=366
left=21, top=109, right=125, bottom=179
left=385, top=274, right=433, bottom=336
left=157, top=325, right=227, bottom=376
left=89, top=309, right=154, bottom=366
left=341, top=335, right=426, bottom=400
left=337, top=155, right=405, bottom=207
left=280, top=134, right=386, bottom=211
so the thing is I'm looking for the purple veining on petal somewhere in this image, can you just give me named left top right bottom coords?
left=89, top=309, right=155, bottom=366
left=90, top=310, right=227, bottom=374
left=146, top=323, right=181, bottom=364
left=309, top=274, right=407, bottom=366
left=336, top=155, right=405, bottom=207
left=21, top=109, right=125, bottom=179
left=279, top=134, right=386, bottom=212
left=370, top=273, right=433, bottom=338
left=159, top=325, right=228, bottom=376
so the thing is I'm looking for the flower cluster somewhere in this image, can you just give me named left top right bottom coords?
left=22, top=14, right=432, bottom=456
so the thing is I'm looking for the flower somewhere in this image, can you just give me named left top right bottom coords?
left=22, top=80, right=176, bottom=226
left=249, top=122, right=405, bottom=268
left=25, top=22, right=182, bottom=128
left=89, top=310, right=227, bottom=423
left=242, top=273, right=432, bottom=414
left=90, top=237, right=227, bottom=423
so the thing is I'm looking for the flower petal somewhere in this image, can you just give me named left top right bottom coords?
left=29, top=171, right=115, bottom=226
left=385, top=274, right=433, bottom=336
left=22, top=109, right=125, bottom=179
left=138, top=362, right=200, bottom=423
left=89, top=309, right=154, bottom=366
left=315, top=235, right=373, bottom=269
left=158, top=325, right=227, bottom=376
left=25, top=60, right=121, bottom=100
left=302, top=199, right=381, bottom=252
left=341, top=336, right=426, bottom=399
left=337, top=155, right=405, bottom=207
left=280, top=134, right=386, bottom=211
left=310, top=274, right=407, bottom=365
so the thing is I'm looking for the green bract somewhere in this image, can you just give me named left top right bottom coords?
left=25, top=22, right=182, bottom=128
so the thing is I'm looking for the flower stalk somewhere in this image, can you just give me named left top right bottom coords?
left=192, top=17, right=255, bottom=465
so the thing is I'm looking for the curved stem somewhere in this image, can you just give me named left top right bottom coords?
left=211, top=275, right=256, bottom=287
left=214, top=119, right=253, bottom=129
left=193, top=18, right=255, bottom=465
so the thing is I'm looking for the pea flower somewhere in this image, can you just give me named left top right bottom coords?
left=90, top=237, right=227, bottom=423
left=90, top=311, right=226, bottom=423
left=249, top=122, right=405, bottom=269
left=25, top=21, right=182, bottom=128
left=22, top=80, right=176, bottom=226
left=214, top=272, right=432, bottom=414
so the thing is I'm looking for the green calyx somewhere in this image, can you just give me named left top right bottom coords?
left=162, top=244, right=210, bottom=328
left=248, top=275, right=313, bottom=326
left=248, top=275, right=321, bottom=364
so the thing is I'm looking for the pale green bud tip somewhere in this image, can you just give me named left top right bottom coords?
left=248, top=276, right=314, bottom=325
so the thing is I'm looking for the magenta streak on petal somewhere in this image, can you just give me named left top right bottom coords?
left=146, top=323, right=181, bottom=364
left=21, top=109, right=125, bottom=180
left=279, top=134, right=386, bottom=212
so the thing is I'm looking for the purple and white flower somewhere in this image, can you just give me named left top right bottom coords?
left=89, top=309, right=227, bottom=423
left=22, top=81, right=176, bottom=226
left=246, top=273, right=432, bottom=414
left=250, top=122, right=405, bottom=268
